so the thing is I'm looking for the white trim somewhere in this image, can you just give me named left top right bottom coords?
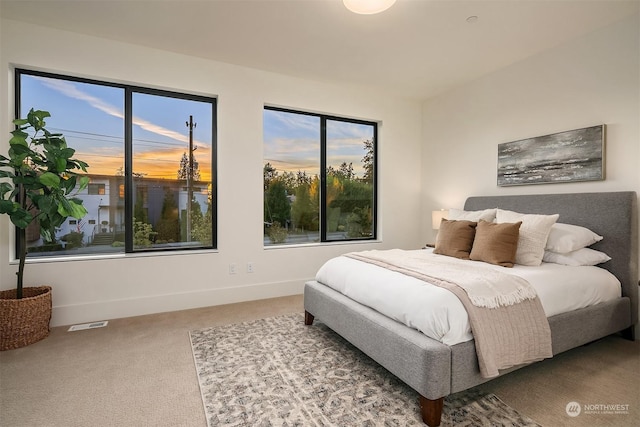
left=50, top=280, right=305, bottom=327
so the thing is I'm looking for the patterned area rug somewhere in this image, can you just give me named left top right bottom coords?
left=190, top=314, right=541, bottom=426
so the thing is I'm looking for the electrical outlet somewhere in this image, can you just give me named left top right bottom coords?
left=247, top=262, right=254, bottom=273
left=229, top=263, right=237, bottom=274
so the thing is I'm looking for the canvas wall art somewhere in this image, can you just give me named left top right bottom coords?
left=497, top=125, right=605, bottom=186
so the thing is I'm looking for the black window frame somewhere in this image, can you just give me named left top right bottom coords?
left=264, top=105, right=378, bottom=244
left=15, top=68, right=218, bottom=256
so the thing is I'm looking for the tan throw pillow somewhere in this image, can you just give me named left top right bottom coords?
left=470, top=220, right=522, bottom=267
left=434, top=219, right=477, bottom=259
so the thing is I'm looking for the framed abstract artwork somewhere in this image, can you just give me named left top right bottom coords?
left=497, top=125, right=605, bottom=186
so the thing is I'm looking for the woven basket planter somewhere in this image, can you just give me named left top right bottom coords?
left=0, top=286, right=52, bottom=351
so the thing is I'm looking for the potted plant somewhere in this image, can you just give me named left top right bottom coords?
left=0, top=109, right=89, bottom=350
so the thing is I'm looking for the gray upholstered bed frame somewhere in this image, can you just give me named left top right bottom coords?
left=303, top=191, right=638, bottom=426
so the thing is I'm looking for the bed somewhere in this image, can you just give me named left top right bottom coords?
left=303, top=192, right=638, bottom=426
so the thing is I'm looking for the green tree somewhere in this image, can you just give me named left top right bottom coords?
left=180, top=197, right=205, bottom=242
left=177, top=152, right=201, bottom=181
left=327, top=162, right=355, bottom=181
left=264, top=179, right=290, bottom=226
left=362, top=138, right=374, bottom=183
left=291, top=182, right=317, bottom=231
left=329, top=178, right=373, bottom=237
left=133, top=188, right=148, bottom=225
left=156, top=190, right=180, bottom=242
left=263, top=162, right=278, bottom=191
left=279, top=170, right=297, bottom=195
left=346, top=206, right=373, bottom=238
left=191, top=198, right=212, bottom=245
left=330, top=179, right=372, bottom=212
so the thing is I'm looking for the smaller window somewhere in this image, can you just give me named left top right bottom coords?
left=88, top=220, right=96, bottom=225
left=69, top=220, right=77, bottom=225
left=263, top=107, right=377, bottom=246
left=88, top=183, right=106, bottom=195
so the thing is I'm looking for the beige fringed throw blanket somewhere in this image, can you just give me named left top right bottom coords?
left=345, top=249, right=552, bottom=378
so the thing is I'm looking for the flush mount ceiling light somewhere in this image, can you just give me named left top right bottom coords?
left=343, top=0, right=397, bottom=15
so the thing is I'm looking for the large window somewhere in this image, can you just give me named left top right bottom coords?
left=16, top=69, right=216, bottom=257
left=263, top=107, right=377, bottom=246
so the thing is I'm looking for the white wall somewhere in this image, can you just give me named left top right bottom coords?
left=0, top=19, right=423, bottom=326
left=422, top=13, right=639, bottom=244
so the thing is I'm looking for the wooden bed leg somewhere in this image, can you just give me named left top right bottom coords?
left=304, top=311, right=315, bottom=325
left=419, top=395, right=443, bottom=427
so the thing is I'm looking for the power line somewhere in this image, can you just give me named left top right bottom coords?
left=50, top=127, right=192, bottom=147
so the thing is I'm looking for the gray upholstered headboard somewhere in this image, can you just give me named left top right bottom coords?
left=464, top=192, right=638, bottom=325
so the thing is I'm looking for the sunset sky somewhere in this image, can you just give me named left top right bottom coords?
left=263, top=108, right=374, bottom=178
left=20, top=73, right=373, bottom=185
left=19, top=74, right=213, bottom=182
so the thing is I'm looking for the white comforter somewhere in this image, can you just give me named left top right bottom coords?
left=315, top=250, right=621, bottom=345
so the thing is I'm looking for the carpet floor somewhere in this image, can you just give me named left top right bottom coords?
left=191, top=313, right=541, bottom=426
left=1, top=295, right=637, bottom=426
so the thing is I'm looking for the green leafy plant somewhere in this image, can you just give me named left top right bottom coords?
left=267, top=221, right=288, bottom=244
left=60, top=231, right=85, bottom=249
left=133, top=218, right=157, bottom=248
left=191, top=209, right=213, bottom=245
left=0, top=109, right=89, bottom=299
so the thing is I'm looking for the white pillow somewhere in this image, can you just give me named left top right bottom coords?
left=448, top=208, right=497, bottom=222
left=496, top=209, right=559, bottom=266
left=543, top=248, right=611, bottom=266
left=545, top=223, right=603, bottom=253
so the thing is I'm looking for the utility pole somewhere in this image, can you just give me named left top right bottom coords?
left=186, top=115, right=196, bottom=242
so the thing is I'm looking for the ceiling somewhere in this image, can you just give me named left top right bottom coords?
left=1, top=0, right=638, bottom=100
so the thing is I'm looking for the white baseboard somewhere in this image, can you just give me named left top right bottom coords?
left=50, top=280, right=306, bottom=327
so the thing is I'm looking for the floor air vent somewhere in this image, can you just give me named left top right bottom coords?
left=68, top=321, right=109, bottom=332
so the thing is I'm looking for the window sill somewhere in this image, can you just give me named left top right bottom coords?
left=9, top=248, right=220, bottom=265
left=264, top=239, right=382, bottom=250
